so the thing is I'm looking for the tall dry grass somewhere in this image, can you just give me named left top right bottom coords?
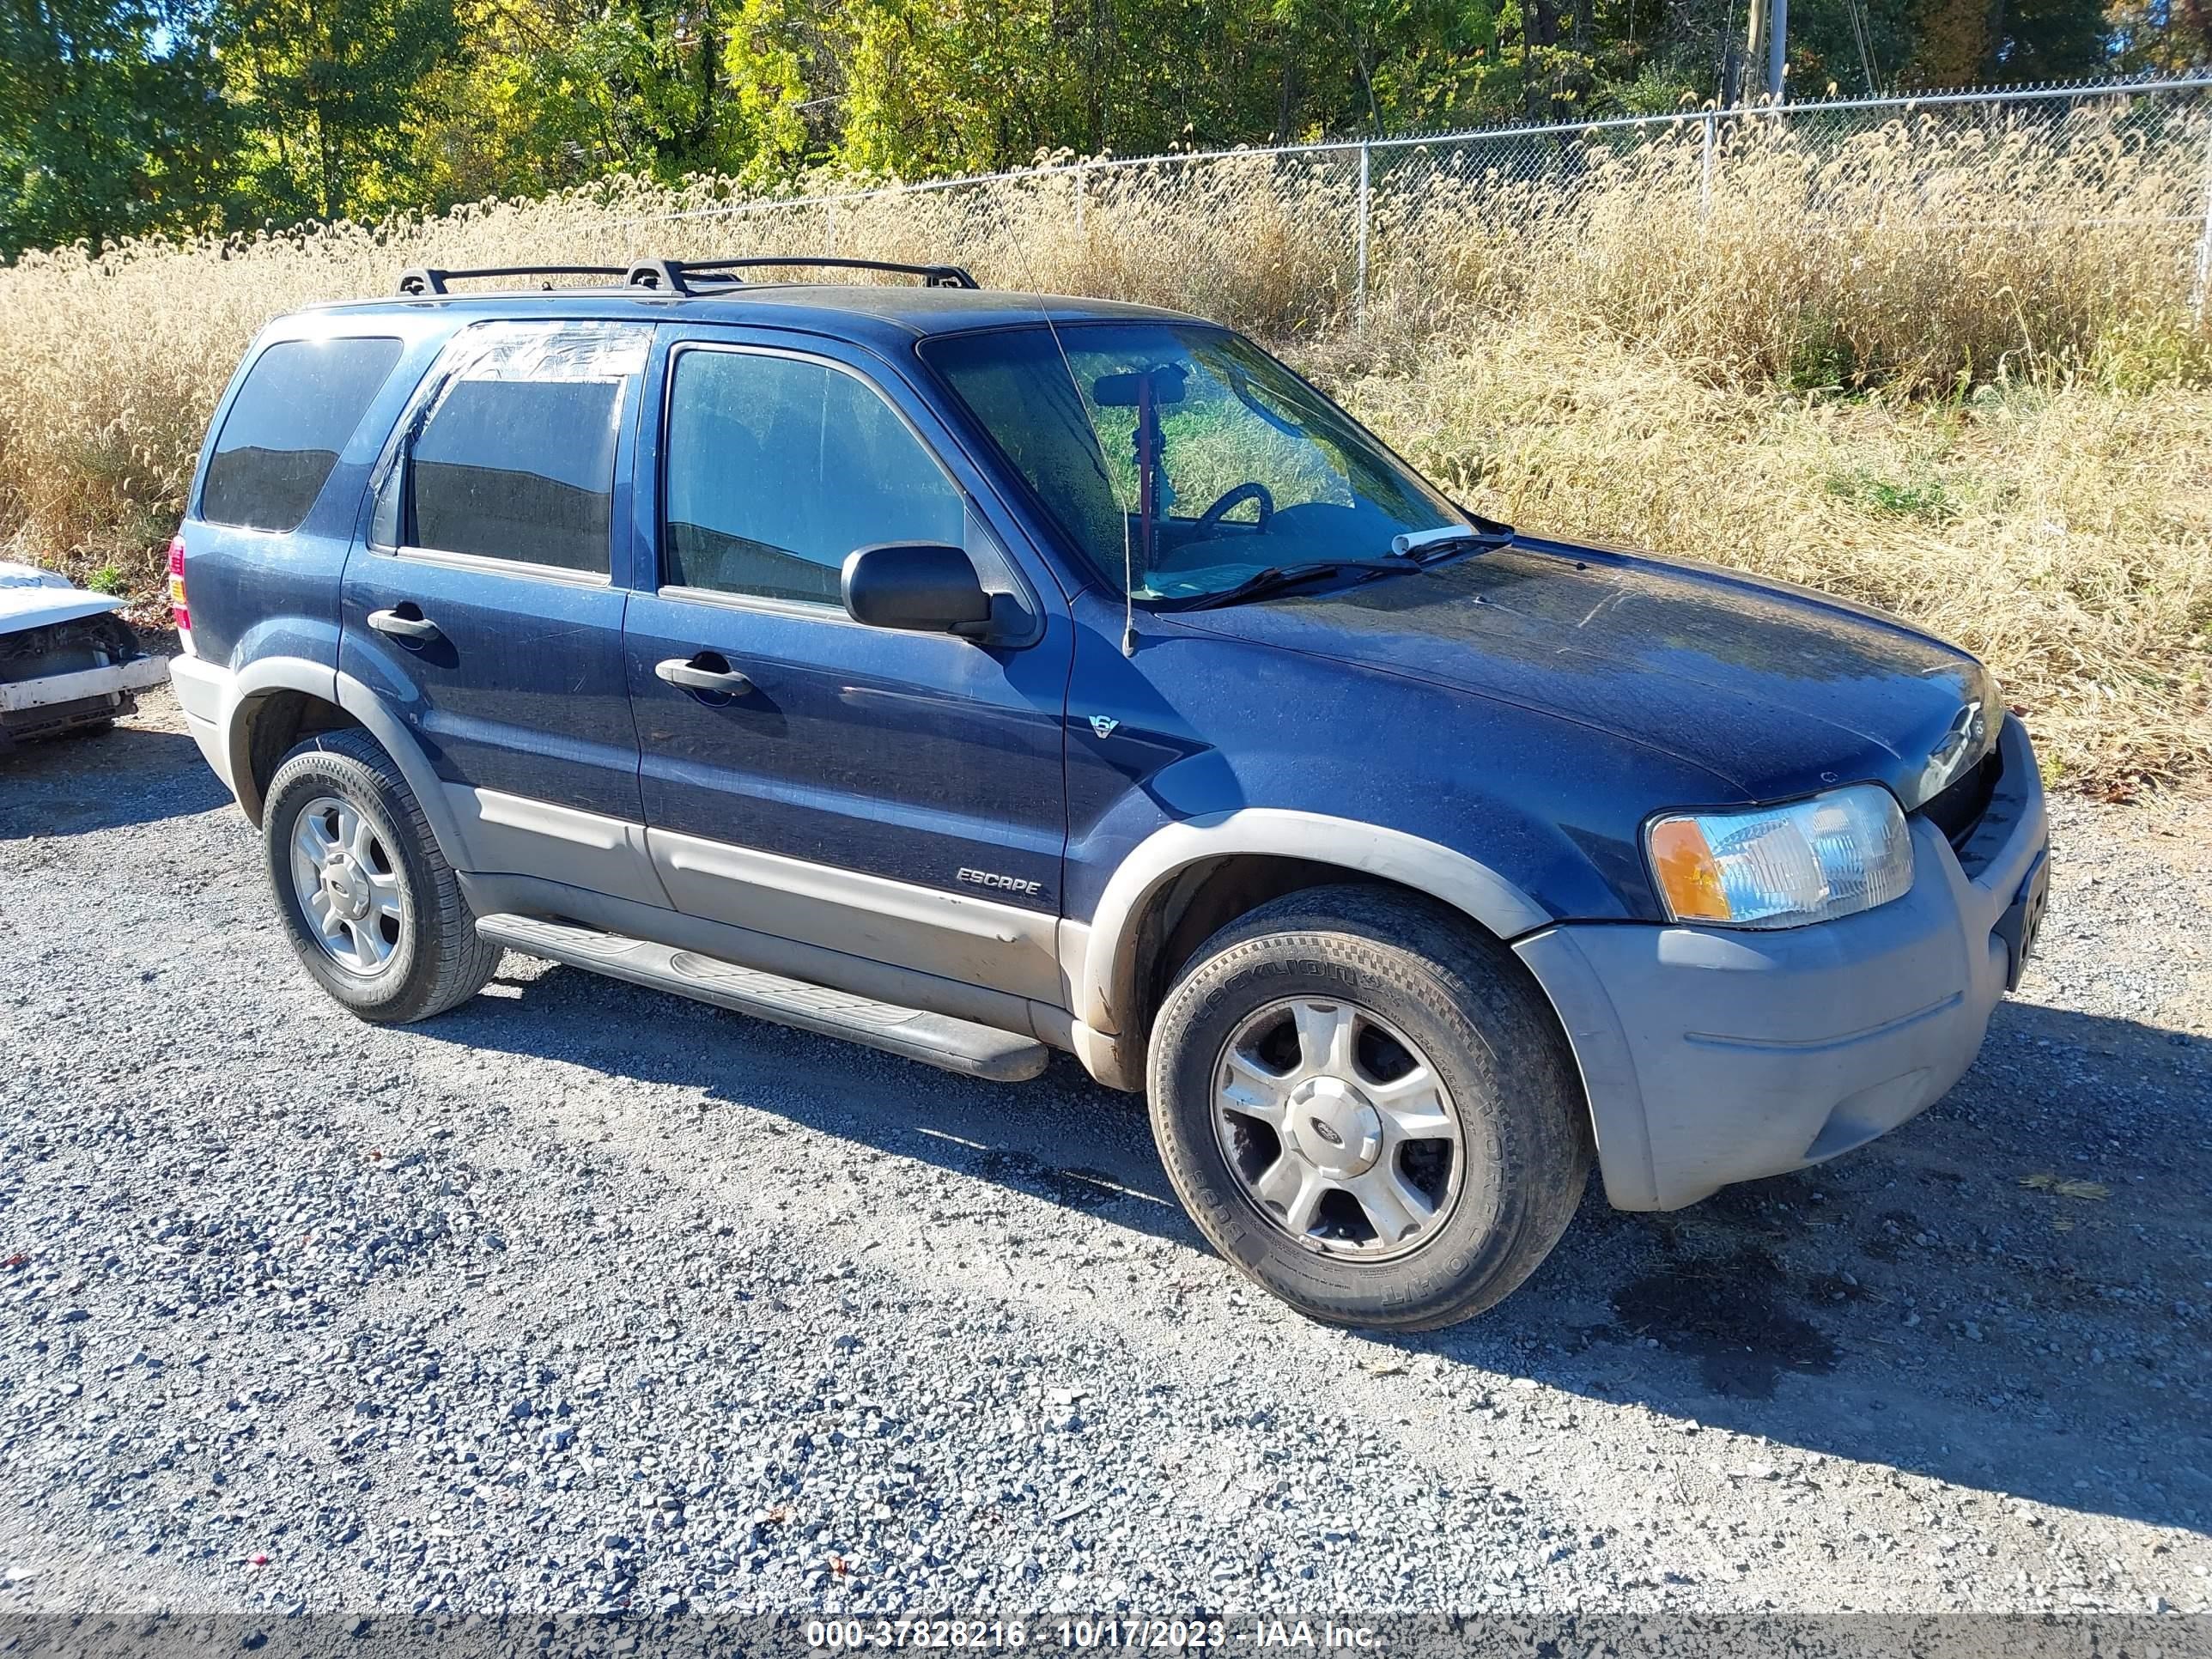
left=0, top=106, right=2207, bottom=782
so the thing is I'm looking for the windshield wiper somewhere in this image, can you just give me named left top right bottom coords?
left=1391, top=519, right=1516, bottom=561
left=1166, top=557, right=1417, bottom=611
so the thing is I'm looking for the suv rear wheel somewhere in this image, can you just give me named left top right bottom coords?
left=262, top=729, right=501, bottom=1022
left=1146, top=886, right=1590, bottom=1330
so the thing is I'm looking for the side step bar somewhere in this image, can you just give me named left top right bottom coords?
left=475, top=913, right=1050, bottom=1083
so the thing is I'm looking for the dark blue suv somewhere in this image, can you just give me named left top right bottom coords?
left=168, top=258, right=2049, bottom=1329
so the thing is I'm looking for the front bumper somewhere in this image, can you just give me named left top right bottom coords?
left=1515, top=715, right=2048, bottom=1211
left=0, top=653, right=170, bottom=745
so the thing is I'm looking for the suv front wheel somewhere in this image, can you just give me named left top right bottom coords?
left=1147, top=886, right=1590, bottom=1330
left=262, top=729, right=501, bottom=1023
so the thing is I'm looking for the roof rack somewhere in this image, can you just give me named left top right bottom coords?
left=396, top=264, right=630, bottom=296
left=622, top=256, right=980, bottom=294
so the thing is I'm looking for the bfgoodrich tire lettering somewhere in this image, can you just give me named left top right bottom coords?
left=262, top=729, right=501, bottom=1023
left=1146, top=885, right=1591, bottom=1330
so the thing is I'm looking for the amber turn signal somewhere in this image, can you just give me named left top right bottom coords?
left=1647, top=817, right=1731, bottom=922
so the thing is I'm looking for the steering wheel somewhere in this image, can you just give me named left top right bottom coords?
left=1195, top=482, right=1275, bottom=535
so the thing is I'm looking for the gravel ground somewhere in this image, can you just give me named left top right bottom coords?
left=2, top=685, right=2209, bottom=1629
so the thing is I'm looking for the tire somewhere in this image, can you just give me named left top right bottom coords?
left=261, top=728, right=501, bottom=1023
left=1146, top=884, right=1590, bottom=1330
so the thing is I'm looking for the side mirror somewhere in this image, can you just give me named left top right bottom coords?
left=841, top=543, right=994, bottom=637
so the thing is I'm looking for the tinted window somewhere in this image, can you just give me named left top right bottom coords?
left=403, top=323, right=646, bottom=575
left=665, top=349, right=964, bottom=605
left=201, top=337, right=403, bottom=532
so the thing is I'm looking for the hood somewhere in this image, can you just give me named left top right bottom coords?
left=0, top=562, right=126, bottom=635
left=1168, top=536, right=1997, bottom=807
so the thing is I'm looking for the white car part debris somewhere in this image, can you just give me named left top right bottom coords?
left=0, top=654, right=171, bottom=712
left=0, top=561, right=169, bottom=744
left=0, top=561, right=137, bottom=634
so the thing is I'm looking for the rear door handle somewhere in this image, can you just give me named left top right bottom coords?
left=655, top=655, right=753, bottom=696
left=367, top=606, right=441, bottom=641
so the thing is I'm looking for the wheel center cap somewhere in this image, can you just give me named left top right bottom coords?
left=323, top=854, right=370, bottom=921
left=1286, top=1076, right=1382, bottom=1177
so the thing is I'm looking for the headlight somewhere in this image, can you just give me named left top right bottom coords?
left=1645, top=785, right=1914, bottom=929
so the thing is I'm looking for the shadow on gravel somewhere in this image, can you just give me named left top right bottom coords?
left=0, top=724, right=228, bottom=838
left=415, top=958, right=2210, bottom=1537
left=1412, top=995, right=2212, bottom=1536
left=418, top=960, right=1196, bottom=1246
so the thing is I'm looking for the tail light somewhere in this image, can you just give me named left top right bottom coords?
left=167, top=532, right=192, bottom=648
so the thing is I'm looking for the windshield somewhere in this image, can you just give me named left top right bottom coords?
left=923, top=323, right=1468, bottom=603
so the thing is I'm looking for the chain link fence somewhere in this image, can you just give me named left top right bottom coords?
left=615, top=78, right=2212, bottom=339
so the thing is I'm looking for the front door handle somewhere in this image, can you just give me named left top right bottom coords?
left=367, top=606, right=441, bottom=642
left=655, top=654, right=753, bottom=696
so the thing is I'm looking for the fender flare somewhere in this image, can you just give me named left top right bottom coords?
left=217, top=657, right=471, bottom=866
left=216, top=655, right=334, bottom=823
left=1076, top=807, right=1552, bottom=1038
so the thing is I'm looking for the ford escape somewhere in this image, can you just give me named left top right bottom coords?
left=167, top=257, right=2049, bottom=1329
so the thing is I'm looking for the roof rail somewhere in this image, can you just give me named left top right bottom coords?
left=623, top=256, right=980, bottom=295
left=396, top=264, right=630, bottom=296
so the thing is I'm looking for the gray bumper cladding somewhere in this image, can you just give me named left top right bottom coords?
left=1515, top=716, right=2049, bottom=1212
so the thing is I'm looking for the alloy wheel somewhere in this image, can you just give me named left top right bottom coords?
left=288, top=794, right=406, bottom=975
left=1211, top=997, right=1465, bottom=1260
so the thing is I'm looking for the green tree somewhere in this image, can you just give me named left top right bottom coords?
left=2107, top=0, right=2212, bottom=73
left=1903, top=0, right=2107, bottom=83
left=0, top=0, right=234, bottom=253
left=0, top=0, right=2182, bottom=264
left=400, top=0, right=623, bottom=202
left=218, top=0, right=463, bottom=219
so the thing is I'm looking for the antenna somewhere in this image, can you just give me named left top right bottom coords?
left=975, top=183, right=1144, bottom=657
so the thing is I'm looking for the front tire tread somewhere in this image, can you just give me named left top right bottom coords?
left=1146, top=884, right=1591, bottom=1331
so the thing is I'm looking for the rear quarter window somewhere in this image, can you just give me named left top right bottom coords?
left=200, top=336, right=404, bottom=532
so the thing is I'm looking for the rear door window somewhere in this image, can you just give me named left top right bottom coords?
left=200, top=337, right=404, bottom=532
left=395, top=322, right=648, bottom=576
